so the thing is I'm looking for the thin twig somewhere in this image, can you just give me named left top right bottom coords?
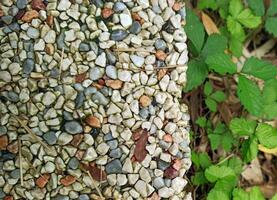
left=18, top=138, right=24, bottom=186
left=59, top=47, right=64, bottom=81
left=13, top=115, right=52, bottom=152
left=87, top=171, right=104, bottom=200
left=216, top=153, right=234, bottom=166
left=113, top=47, right=155, bottom=53
left=208, top=74, right=223, bottom=82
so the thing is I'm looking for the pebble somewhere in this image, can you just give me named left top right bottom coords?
left=155, top=39, right=167, bottom=50
left=43, top=131, right=57, bottom=145
left=23, top=59, right=35, bottom=74
left=129, top=21, right=142, bottom=34
left=113, top=2, right=126, bottom=12
left=111, top=30, right=128, bottom=41
left=106, top=159, right=122, bottom=174
left=27, top=27, right=40, bottom=39
left=17, top=0, right=28, bottom=9
left=130, top=55, right=145, bottom=67
left=109, top=148, right=122, bottom=158
left=120, top=14, right=132, bottom=28
left=44, top=30, right=56, bottom=44
left=64, top=121, right=83, bottom=135
left=106, top=65, right=117, bottom=79
left=89, top=67, right=104, bottom=80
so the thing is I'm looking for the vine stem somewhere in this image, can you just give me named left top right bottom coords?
left=216, top=153, right=234, bottom=166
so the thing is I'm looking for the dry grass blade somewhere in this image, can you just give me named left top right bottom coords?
left=113, top=47, right=155, bottom=53
left=13, top=115, right=52, bottom=152
left=87, top=171, right=105, bottom=200
left=258, top=144, right=277, bottom=156
left=201, top=12, right=219, bottom=35
left=18, top=138, right=24, bottom=186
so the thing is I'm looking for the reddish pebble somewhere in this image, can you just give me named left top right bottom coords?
left=147, top=193, right=161, bottom=200
left=102, top=8, right=114, bottom=19
left=173, top=159, right=182, bottom=171
left=46, top=15, right=54, bottom=27
left=36, top=174, right=50, bottom=188
left=71, top=134, right=84, bottom=147
left=15, top=10, right=26, bottom=20
left=132, top=13, right=141, bottom=21
left=164, top=166, right=179, bottom=179
left=155, top=50, right=167, bottom=61
left=75, top=72, right=87, bottom=83
left=98, top=79, right=105, bottom=86
left=86, top=116, right=101, bottom=128
left=7, top=141, right=18, bottom=154
left=163, top=134, right=173, bottom=143
left=21, top=10, right=39, bottom=22
left=0, top=7, right=4, bottom=17
left=157, top=69, right=167, bottom=80
left=105, top=80, right=123, bottom=89
left=173, top=2, right=182, bottom=11
left=31, top=0, right=46, bottom=11
left=4, top=196, right=13, bottom=200
left=60, top=175, right=76, bottom=186
left=0, top=135, right=8, bottom=150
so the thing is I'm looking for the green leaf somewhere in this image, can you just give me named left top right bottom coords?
left=214, top=176, right=238, bottom=194
left=265, top=17, right=277, bottom=37
left=241, top=136, right=258, bottom=162
left=272, top=193, right=277, bottom=200
left=242, top=57, right=277, bottom=80
left=218, top=0, right=230, bottom=19
left=184, top=60, right=208, bottom=92
left=247, top=0, right=265, bottom=16
left=229, top=36, right=243, bottom=57
left=255, top=123, right=277, bottom=149
left=227, top=16, right=246, bottom=39
left=209, top=131, right=234, bottom=151
left=227, top=157, right=243, bottom=175
left=191, top=152, right=212, bottom=169
left=249, top=187, right=265, bottom=200
left=229, top=0, right=244, bottom=17
left=229, top=118, right=257, bottom=136
left=198, top=0, right=218, bottom=10
left=262, top=79, right=277, bottom=120
left=204, top=82, right=213, bottom=96
left=206, top=97, right=218, bottom=112
left=205, top=165, right=235, bottom=182
left=237, top=75, right=263, bottom=117
left=208, top=189, right=230, bottom=200
left=233, top=188, right=249, bottom=200
left=206, top=53, right=237, bottom=75
left=196, top=117, right=207, bottom=128
left=192, top=171, right=208, bottom=185
left=184, top=8, right=205, bottom=53
left=201, top=34, right=228, bottom=58
left=236, top=9, right=262, bottom=28
left=267, top=0, right=277, bottom=16
left=211, top=91, right=226, bottom=102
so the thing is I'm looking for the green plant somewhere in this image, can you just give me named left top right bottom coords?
left=184, top=0, right=277, bottom=199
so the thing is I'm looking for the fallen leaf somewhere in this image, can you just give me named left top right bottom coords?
left=242, top=158, right=264, bottom=185
left=82, top=163, right=107, bottom=182
left=259, top=144, right=277, bottom=156
left=218, top=102, right=232, bottom=124
left=134, top=130, right=149, bottom=162
left=201, top=12, right=219, bottom=35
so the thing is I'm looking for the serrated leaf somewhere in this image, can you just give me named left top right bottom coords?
left=184, top=8, right=205, bottom=53
left=218, top=0, right=230, bottom=19
left=237, top=9, right=262, bottom=28
left=204, top=81, right=213, bottom=96
left=191, top=152, right=212, bottom=169
left=184, top=60, right=208, bottom=92
left=229, top=0, right=244, bottom=17
left=265, top=17, right=277, bottom=37
left=267, top=0, right=277, bottom=16
left=205, top=165, right=235, bottom=182
left=255, top=123, right=277, bottom=149
left=247, top=0, right=265, bottom=16
left=208, top=189, right=230, bottom=200
left=202, top=34, right=228, bottom=58
left=233, top=188, right=249, bottom=200
left=241, top=136, right=258, bottom=162
left=196, top=117, right=207, bottom=128
left=262, top=79, right=277, bottom=119
left=214, top=176, right=238, bottom=194
left=229, top=118, right=257, bottom=136
left=227, top=157, right=243, bottom=175
left=211, top=91, right=226, bottom=102
left=227, top=16, right=246, bottom=39
left=206, top=97, right=218, bottom=112
left=249, top=187, right=265, bottom=200
left=242, top=57, right=277, bottom=80
left=206, top=53, right=237, bottom=75
left=209, top=131, right=234, bottom=151
left=192, top=171, right=209, bottom=185
left=237, top=75, right=263, bottom=117
left=230, top=36, right=243, bottom=57
left=198, top=0, right=218, bottom=10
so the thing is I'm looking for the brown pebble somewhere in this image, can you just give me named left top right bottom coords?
left=86, top=116, right=101, bottom=128
left=163, top=134, right=173, bottom=143
left=75, top=72, right=87, bottom=83
left=75, top=150, right=85, bottom=160
left=105, top=80, right=123, bottom=89
left=45, top=44, right=54, bottom=55
left=15, top=10, right=26, bottom=20
left=7, top=141, right=18, bottom=154
left=4, top=196, right=13, bottom=200
left=0, top=135, right=8, bottom=150
left=155, top=50, right=167, bottom=61
left=101, top=8, right=114, bottom=19
left=172, top=159, right=182, bottom=171
left=36, top=174, right=50, bottom=188
left=46, top=15, right=54, bottom=27
left=31, top=0, right=46, bottom=11
left=164, top=166, right=179, bottom=179
left=0, top=7, right=4, bottom=17
left=139, top=95, right=151, bottom=107
left=21, top=10, right=39, bottom=22
left=157, top=69, right=167, bottom=80
left=60, top=175, right=76, bottom=186
left=172, top=2, right=182, bottom=11
left=70, top=134, right=84, bottom=147
left=147, top=193, right=160, bottom=200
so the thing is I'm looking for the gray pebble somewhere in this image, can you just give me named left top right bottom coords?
left=17, top=0, right=28, bottom=9
left=129, top=21, right=142, bottom=34
left=113, top=2, right=126, bottom=12
left=53, top=195, right=69, bottom=200
left=23, top=58, right=35, bottom=74
left=106, top=50, right=116, bottom=65
left=74, top=83, right=84, bottom=91
left=63, top=112, right=73, bottom=121
left=111, top=30, right=128, bottom=41
left=107, top=140, right=118, bottom=150
left=139, top=108, right=149, bottom=119
left=164, top=178, right=172, bottom=187
left=157, top=160, right=170, bottom=170
left=2, top=15, right=13, bottom=25
left=153, top=177, right=165, bottom=189
left=159, top=140, right=171, bottom=150
left=106, top=65, right=117, bottom=79
left=10, top=169, right=20, bottom=179
left=7, top=91, right=19, bottom=102
left=89, top=67, right=103, bottom=81
left=27, top=27, right=40, bottom=39
left=68, top=157, right=79, bottom=170
left=9, top=23, right=20, bottom=32
left=75, top=92, right=85, bottom=109
left=84, top=87, right=97, bottom=96
left=104, top=132, right=113, bottom=141
left=0, top=188, right=5, bottom=199
left=106, top=159, right=122, bottom=174
left=64, top=121, right=83, bottom=135
left=0, top=126, right=7, bottom=135
left=79, top=194, right=90, bottom=200
left=93, top=0, right=104, bottom=8
left=109, top=148, right=122, bottom=158
left=9, top=6, right=19, bottom=16
left=155, top=39, right=167, bottom=50
left=92, top=91, right=109, bottom=106
left=43, top=131, right=57, bottom=145
left=79, top=43, right=90, bottom=52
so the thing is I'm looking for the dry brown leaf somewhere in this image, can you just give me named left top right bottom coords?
left=259, top=144, right=277, bottom=156
left=242, top=158, right=264, bottom=185
left=201, top=12, right=219, bottom=35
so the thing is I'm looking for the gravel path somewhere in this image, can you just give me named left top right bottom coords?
left=0, top=0, right=191, bottom=199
